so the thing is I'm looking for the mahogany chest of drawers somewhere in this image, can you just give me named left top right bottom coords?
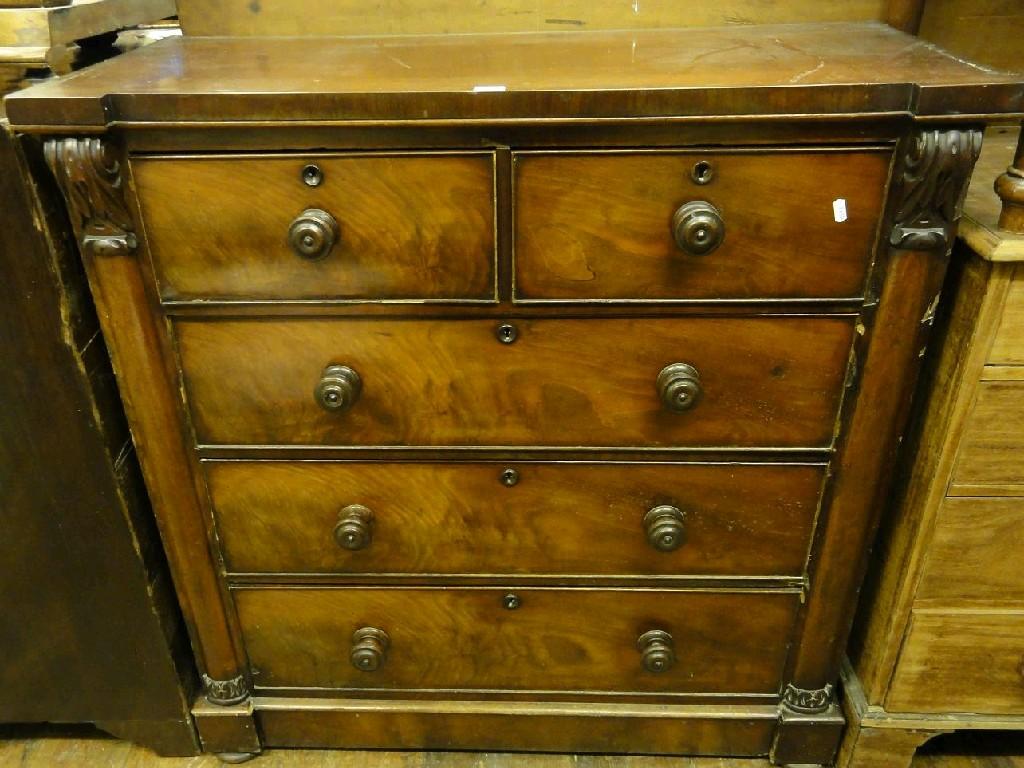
left=6, top=22, right=1022, bottom=764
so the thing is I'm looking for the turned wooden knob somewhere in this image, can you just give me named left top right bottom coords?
left=637, top=629, right=675, bottom=673
left=334, top=504, right=374, bottom=550
left=672, top=201, right=724, bottom=256
left=350, top=627, right=389, bottom=671
left=314, top=364, right=361, bottom=412
left=288, top=208, right=339, bottom=260
left=657, top=363, right=702, bottom=412
left=644, top=505, right=687, bottom=552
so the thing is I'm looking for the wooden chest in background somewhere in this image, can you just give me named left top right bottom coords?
left=5, top=22, right=1021, bottom=764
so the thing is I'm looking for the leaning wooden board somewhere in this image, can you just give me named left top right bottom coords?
left=5, top=21, right=1021, bottom=765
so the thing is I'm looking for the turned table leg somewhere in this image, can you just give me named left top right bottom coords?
left=996, top=122, right=1024, bottom=233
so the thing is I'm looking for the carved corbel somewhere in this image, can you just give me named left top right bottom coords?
left=43, top=137, right=138, bottom=257
left=202, top=673, right=250, bottom=706
left=889, top=128, right=983, bottom=252
left=781, top=682, right=835, bottom=714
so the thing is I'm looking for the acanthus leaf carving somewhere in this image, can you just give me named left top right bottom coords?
left=202, top=673, right=249, bottom=706
left=781, top=682, right=835, bottom=714
left=888, top=128, right=982, bottom=252
left=43, top=137, right=138, bottom=258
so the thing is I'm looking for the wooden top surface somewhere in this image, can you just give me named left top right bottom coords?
left=5, top=22, right=1023, bottom=129
left=960, top=125, right=1024, bottom=263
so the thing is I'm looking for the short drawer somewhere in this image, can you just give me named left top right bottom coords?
left=207, top=461, right=824, bottom=576
left=888, top=610, right=1024, bottom=714
left=234, top=587, right=799, bottom=694
left=513, top=149, right=890, bottom=301
left=950, top=381, right=1024, bottom=491
left=132, top=153, right=496, bottom=302
left=917, top=497, right=1024, bottom=605
left=175, top=316, right=854, bottom=448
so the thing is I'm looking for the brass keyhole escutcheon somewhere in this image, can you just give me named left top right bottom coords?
left=496, top=323, right=518, bottom=344
left=301, top=163, right=324, bottom=187
left=500, top=468, right=520, bottom=487
left=503, top=593, right=521, bottom=610
left=690, top=160, right=714, bottom=185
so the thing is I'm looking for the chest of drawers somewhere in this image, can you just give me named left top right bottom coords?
left=6, top=22, right=1022, bottom=765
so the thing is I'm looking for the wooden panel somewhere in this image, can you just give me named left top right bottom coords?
left=919, top=0, right=1024, bottom=73
left=950, top=381, right=1024, bottom=490
left=7, top=25, right=1024, bottom=128
left=916, top=497, right=1024, bottom=605
left=175, top=316, right=854, bottom=448
left=514, top=150, right=889, bottom=301
left=888, top=611, right=1024, bottom=714
left=256, top=698, right=778, bottom=756
left=234, top=587, right=798, bottom=694
left=132, top=153, right=496, bottom=302
left=0, top=125, right=196, bottom=754
left=207, top=461, right=824, bottom=577
left=990, top=266, right=1024, bottom=363
left=177, top=0, right=888, bottom=36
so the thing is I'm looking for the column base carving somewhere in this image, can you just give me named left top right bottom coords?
left=202, top=673, right=249, bottom=706
left=782, top=682, right=835, bottom=714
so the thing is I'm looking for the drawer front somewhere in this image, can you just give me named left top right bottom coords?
left=950, top=381, right=1024, bottom=491
left=176, top=316, right=854, bottom=448
left=917, top=497, right=1024, bottom=604
left=235, top=587, right=798, bottom=694
left=888, top=611, right=1024, bottom=714
left=990, top=266, right=1024, bottom=364
left=513, top=150, right=890, bottom=301
left=208, top=461, right=824, bottom=576
left=133, top=153, right=496, bottom=302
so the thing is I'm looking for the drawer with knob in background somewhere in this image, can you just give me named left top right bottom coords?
left=233, top=586, right=799, bottom=695
left=131, top=152, right=497, bottom=302
left=513, top=149, right=891, bottom=302
left=205, top=460, right=825, bottom=577
left=174, top=315, right=855, bottom=448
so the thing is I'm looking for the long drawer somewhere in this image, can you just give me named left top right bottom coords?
left=132, top=152, right=497, bottom=302
left=513, top=149, right=890, bottom=301
left=176, top=316, right=854, bottom=448
left=234, top=587, right=799, bottom=694
left=207, top=460, right=824, bottom=576
left=888, top=610, right=1024, bottom=714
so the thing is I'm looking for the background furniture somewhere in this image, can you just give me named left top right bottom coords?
left=841, top=126, right=1024, bottom=767
left=0, top=0, right=174, bottom=91
left=0, top=7, right=198, bottom=756
left=0, top=122, right=198, bottom=757
left=6, top=20, right=1018, bottom=764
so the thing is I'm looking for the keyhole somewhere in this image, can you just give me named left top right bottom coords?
left=500, top=468, right=519, bottom=487
left=496, top=323, right=518, bottom=344
left=302, top=164, right=323, bottom=187
left=691, top=160, right=714, bottom=185
left=503, top=593, right=521, bottom=610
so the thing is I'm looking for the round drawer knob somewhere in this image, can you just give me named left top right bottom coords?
left=671, top=201, right=724, bottom=256
left=334, top=504, right=374, bottom=550
left=288, top=208, right=339, bottom=260
left=350, top=627, right=390, bottom=672
left=644, top=505, right=687, bottom=552
left=315, top=364, right=361, bottom=412
left=657, top=363, right=702, bottom=412
left=637, top=629, right=675, bottom=674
